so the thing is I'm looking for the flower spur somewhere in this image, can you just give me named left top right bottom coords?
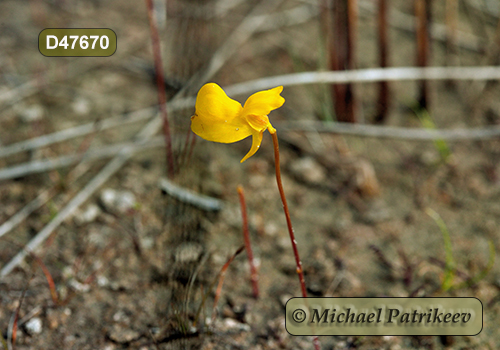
left=190, top=82, right=285, bottom=162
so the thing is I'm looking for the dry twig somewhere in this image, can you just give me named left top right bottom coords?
left=278, top=120, right=500, bottom=141
left=159, top=177, right=223, bottom=211
left=0, top=108, right=155, bottom=159
left=0, top=137, right=165, bottom=181
left=225, top=66, right=500, bottom=94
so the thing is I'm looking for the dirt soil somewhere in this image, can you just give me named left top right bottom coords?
left=1, top=0, right=500, bottom=349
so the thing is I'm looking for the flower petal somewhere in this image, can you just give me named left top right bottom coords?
left=240, top=131, right=263, bottom=163
left=242, top=86, right=285, bottom=118
left=191, top=83, right=252, bottom=143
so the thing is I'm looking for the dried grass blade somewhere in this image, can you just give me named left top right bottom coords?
left=159, top=178, right=223, bottom=212
left=211, top=246, right=245, bottom=323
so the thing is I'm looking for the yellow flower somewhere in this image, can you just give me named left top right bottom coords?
left=191, top=83, right=285, bottom=162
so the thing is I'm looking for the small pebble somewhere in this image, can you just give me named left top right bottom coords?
left=108, top=324, right=140, bottom=344
left=223, top=318, right=250, bottom=332
left=25, top=317, right=43, bottom=334
left=290, top=157, right=326, bottom=184
left=100, top=188, right=136, bottom=214
left=74, top=204, right=101, bottom=225
left=19, top=105, right=44, bottom=122
left=71, top=97, right=91, bottom=115
left=174, top=242, right=203, bottom=263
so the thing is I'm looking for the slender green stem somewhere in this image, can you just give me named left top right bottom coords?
left=425, top=208, right=455, bottom=291
left=271, top=132, right=307, bottom=297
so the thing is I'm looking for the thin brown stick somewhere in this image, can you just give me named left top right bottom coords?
left=347, top=0, right=358, bottom=122
left=237, top=185, right=259, bottom=299
left=31, top=254, right=59, bottom=305
left=347, top=0, right=358, bottom=71
left=145, top=0, right=175, bottom=178
left=329, top=0, right=347, bottom=121
left=375, top=0, right=390, bottom=123
left=445, top=0, right=458, bottom=62
left=212, top=245, right=245, bottom=323
left=9, top=278, right=30, bottom=349
left=328, top=0, right=356, bottom=123
left=415, top=0, right=431, bottom=109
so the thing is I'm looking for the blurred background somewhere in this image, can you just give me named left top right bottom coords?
left=1, top=0, right=500, bottom=349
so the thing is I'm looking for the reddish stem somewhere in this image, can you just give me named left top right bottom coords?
left=237, top=185, right=259, bottom=299
left=212, top=246, right=245, bottom=323
left=271, top=132, right=321, bottom=350
left=11, top=279, right=30, bottom=348
left=271, top=132, right=307, bottom=297
left=145, top=0, right=175, bottom=178
left=32, top=254, right=59, bottom=305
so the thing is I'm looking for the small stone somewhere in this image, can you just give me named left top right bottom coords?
left=46, top=310, right=59, bottom=329
left=97, top=275, right=109, bottom=287
left=113, top=310, right=128, bottom=322
left=277, top=236, right=290, bottom=250
left=352, top=159, right=380, bottom=197
left=64, top=308, right=72, bottom=316
left=74, top=204, right=101, bottom=225
left=100, top=188, right=136, bottom=214
left=141, top=236, right=154, bottom=250
left=46, top=308, right=71, bottom=330
left=174, top=242, right=203, bottom=263
left=421, top=150, right=441, bottom=166
left=69, top=278, right=91, bottom=292
left=108, top=324, right=141, bottom=344
left=19, top=105, right=44, bottom=122
left=71, top=97, right=91, bottom=115
left=264, top=222, right=279, bottom=237
left=289, top=157, right=326, bottom=184
left=25, top=317, right=42, bottom=334
left=360, top=199, right=391, bottom=224
left=222, top=318, right=250, bottom=332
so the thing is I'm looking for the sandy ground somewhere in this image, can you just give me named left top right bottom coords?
left=1, top=0, right=500, bottom=349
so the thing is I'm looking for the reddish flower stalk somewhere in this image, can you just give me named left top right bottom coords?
left=271, top=132, right=307, bottom=297
left=237, top=185, right=259, bottom=299
left=145, top=0, right=175, bottom=178
left=271, top=132, right=320, bottom=350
